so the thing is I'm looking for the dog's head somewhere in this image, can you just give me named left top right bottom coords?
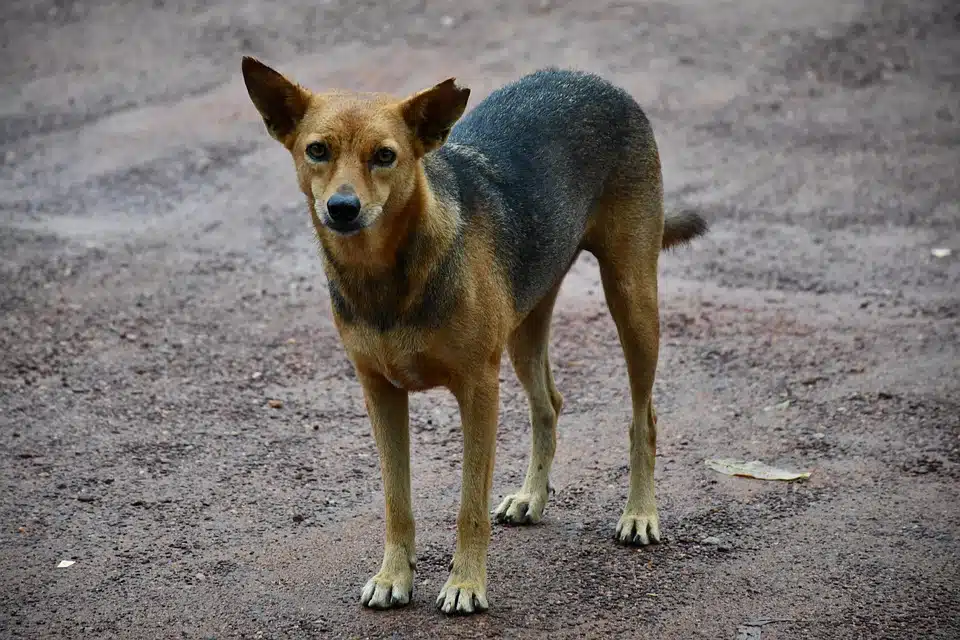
left=241, top=57, right=470, bottom=239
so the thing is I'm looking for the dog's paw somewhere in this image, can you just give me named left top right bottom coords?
left=493, top=490, right=547, bottom=525
left=436, top=577, right=488, bottom=615
left=360, top=568, right=414, bottom=610
left=615, top=510, right=661, bottom=546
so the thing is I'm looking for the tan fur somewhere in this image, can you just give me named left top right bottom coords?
left=242, top=57, right=690, bottom=615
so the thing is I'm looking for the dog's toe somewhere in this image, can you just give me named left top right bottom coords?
left=360, top=570, right=413, bottom=610
left=493, top=490, right=546, bottom=525
left=436, top=578, right=488, bottom=615
left=615, top=511, right=661, bottom=546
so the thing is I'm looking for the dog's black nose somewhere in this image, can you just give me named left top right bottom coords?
left=326, top=193, right=362, bottom=224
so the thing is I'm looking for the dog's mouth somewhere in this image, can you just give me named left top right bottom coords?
left=322, top=216, right=365, bottom=237
left=318, top=205, right=382, bottom=238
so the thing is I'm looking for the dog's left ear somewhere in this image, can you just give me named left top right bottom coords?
left=241, top=56, right=311, bottom=146
left=400, top=78, right=471, bottom=155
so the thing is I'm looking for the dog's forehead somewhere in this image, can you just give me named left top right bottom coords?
left=302, top=91, right=403, bottom=138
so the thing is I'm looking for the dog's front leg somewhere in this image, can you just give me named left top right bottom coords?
left=358, top=371, right=416, bottom=610
left=437, top=369, right=500, bottom=615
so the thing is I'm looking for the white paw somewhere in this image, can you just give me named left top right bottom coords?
left=615, top=511, right=661, bottom=546
left=493, top=489, right=548, bottom=525
left=360, top=568, right=413, bottom=609
left=436, top=576, right=488, bottom=615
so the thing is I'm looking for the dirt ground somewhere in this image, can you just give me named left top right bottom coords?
left=2, top=0, right=958, bottom=638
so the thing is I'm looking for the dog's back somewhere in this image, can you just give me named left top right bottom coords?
left=425, top=68, right=662, bottom=314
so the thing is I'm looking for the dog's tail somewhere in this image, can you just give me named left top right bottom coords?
left=662, top=210, right=708, bottom=250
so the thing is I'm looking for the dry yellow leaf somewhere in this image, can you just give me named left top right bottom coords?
left=705, top=458, right=811, bottom=481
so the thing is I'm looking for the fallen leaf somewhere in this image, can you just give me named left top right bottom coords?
left=268, top=399, right=283, bottom=409
left=931, top=247, right=951, bottom=258
left=736, top=617, right=794, bottom=639
left=705, top=458, right=812, bottom=481
left=764, top=399, right=792, bottom=412
left=56, top=560, right=75, bottom=568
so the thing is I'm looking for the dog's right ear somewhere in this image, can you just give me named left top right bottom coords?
left=400, top=78, right=471, bottom=156
left=241, top=57, right=311, bottom=145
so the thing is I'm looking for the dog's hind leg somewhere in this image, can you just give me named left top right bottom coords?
left=599, top=250, right=662, bottom=545
left=494, top=284, right=564, bottom=525
left=590, top=179, right=665, bottom=546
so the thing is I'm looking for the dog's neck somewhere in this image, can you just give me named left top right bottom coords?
left=315, top=163, right=459, bottom=330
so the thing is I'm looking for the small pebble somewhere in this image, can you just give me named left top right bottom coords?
left=701, top=536, right=721, bottom=546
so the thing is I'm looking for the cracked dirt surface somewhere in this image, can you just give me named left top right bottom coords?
left=1, top=0, right=958, bottom=638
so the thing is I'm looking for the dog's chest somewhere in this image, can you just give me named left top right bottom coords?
left=343, top=328, right=449, bottom=392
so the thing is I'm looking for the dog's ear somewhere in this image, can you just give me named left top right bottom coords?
left=241, top=57, right=311, bottom=145
left=399, top=78, right=470, bottom=155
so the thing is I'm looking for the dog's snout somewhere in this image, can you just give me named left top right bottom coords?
left=326, top=192, right=362, bottom=224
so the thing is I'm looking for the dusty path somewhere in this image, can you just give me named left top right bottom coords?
left=2, top=1, right=958, bottom=638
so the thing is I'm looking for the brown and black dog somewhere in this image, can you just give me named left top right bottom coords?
left=241, top=58, right=707, bottom=615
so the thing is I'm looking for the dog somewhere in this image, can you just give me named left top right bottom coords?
left=241, top=57, right=707, bottom=615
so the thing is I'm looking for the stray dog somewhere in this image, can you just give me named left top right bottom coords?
left=241, top=58, right=707, bottom=615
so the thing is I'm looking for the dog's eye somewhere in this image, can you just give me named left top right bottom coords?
left=305, top=142, right=329, bottom=162
left=373, top=147, right=397, bottom=166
